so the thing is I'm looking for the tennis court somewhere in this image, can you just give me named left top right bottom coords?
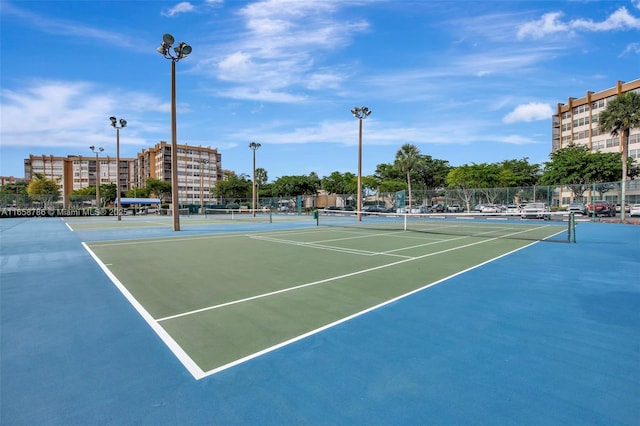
left=80, top=211, right=573, bottom=378
left=1, top=214, right=638, bottom=424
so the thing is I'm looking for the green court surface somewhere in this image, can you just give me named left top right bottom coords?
left=85, top=225, right=559, bottom=378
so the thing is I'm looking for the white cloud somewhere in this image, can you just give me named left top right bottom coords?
left=502, top=103, right=553, bottom=124
left=206, top=0, right=369, bottom=100
left=517, top=6, right=640, bottom=39
left=217, top=52, right=255, bottom=81
left=517, top=12, right=568, bottom=39
left=216, top=87, right=308, bottom=103
left=162, top=2, right=196, bottom=17
left=0, top=80, right=165, bottom=148
left=571, top=7, right=640, bottom=31
left=621, top=42, right=640, bottom=56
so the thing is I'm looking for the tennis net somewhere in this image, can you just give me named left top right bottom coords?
left=204, top=208, right=273, bottom=222
left=317, top=209, right=576, bottom=243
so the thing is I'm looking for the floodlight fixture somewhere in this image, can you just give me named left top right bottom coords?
left=163, top=33, right=175, bottom=45
left=157, top=33, right=192, bottom=62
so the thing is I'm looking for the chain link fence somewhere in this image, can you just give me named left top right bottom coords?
left=3, top=180, right=639, bottom=215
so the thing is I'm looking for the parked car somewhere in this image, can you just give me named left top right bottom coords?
left=615, top=203, right=631, bottom=213
left=472, top=204, right=485, bottom=212
left=446, top=204, right=461, bottom=213
left=586, top=200, right=615, bottom=217
left=428, top=204, right=445, bottom=213
left=505, top=204, right=521, bottom=214
left=363, top=205, right=389, bottom=214
left=566, top=202, right=587, bottom=215
left=481, top=204, right=500, bottom=214
left=521, top=202, right=551, bottom=220
left=629, top=204, right=640, bottom=217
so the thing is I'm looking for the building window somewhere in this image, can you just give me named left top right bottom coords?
left=606, top=137, right=619, bottom=148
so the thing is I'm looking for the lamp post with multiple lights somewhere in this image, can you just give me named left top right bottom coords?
left=351, top=106, right=372, bottom=221
left=109, top=116, right=127, bottom=221
left=157, top=33, right=192, bottom=231
left=89, top=145, right=104, bottom=210
left=248, top=142, right=261, bottom=217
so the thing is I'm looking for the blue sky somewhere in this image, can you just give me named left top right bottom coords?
left=1, top=0, right=639, bottom=181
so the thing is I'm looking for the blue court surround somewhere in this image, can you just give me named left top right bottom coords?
left=1, top=217, right=638, bottom=425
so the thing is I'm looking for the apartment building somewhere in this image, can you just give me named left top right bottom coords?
left=552, top=78, right=640, bottom=204
left=136, top=141, right=222, bottom=206
left=22, top=142, right=222, bottom=208
left=553, top=79, right=640, bottom=159
left=23, top=154, right=136, bottom=208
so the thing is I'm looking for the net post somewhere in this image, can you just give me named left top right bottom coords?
left=269, top=207, right=273, bottom=223
left=567, top=212, right=575, bottom=243
left=404, top=212, right=408, bottom=231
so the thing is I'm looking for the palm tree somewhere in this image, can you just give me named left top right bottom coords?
left=394, top=144, right=421, bottom=212
left=598, top=92, right=640, bottom=221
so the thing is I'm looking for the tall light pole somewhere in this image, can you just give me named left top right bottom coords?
left=109, top=116, right=127, bottom=221
left=89, top=145, right=104, bottom=210
left=249, top=142, right=261, bottom=217
left=351, top=106, right=372, bottom=221
left=197, top=158, right=208, bottom=214
left=157, top=33, right=192, bottom=231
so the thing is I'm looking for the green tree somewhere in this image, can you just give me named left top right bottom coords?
left=498, top=158, right=541, bottom=187
left=321, top=171, right=356, bottom=195
left=373, top=163, right=405, bottom=194
left=0, top=181, right=29, bottom=207
left=125, top=186, right=150, bottom=198
left=69, top=186, right=95, bottom=208
left=212, top=172, right=251, bottom=201
left=100, top=183, right=117, bottom=207
left=145, top=178, right=172, bottom=203
left=394, top=144, right=421, bottom=210
left=541, top=145, right=623, bottom=201
left=26, top=173, right=60, bottom=208
left=445, top=165, right=477, bottom=211
left=272, top=174, right=321, bottom=197
left=374, top=163, right=403, bottom=182
left=598, top=91, right=640, bottom=219
left=414, top=156, right=451, bottom=190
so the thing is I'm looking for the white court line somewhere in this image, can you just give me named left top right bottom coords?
left=248, top=234, right=412, bottom=258
left=82, top=242, right=206, bottom=380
